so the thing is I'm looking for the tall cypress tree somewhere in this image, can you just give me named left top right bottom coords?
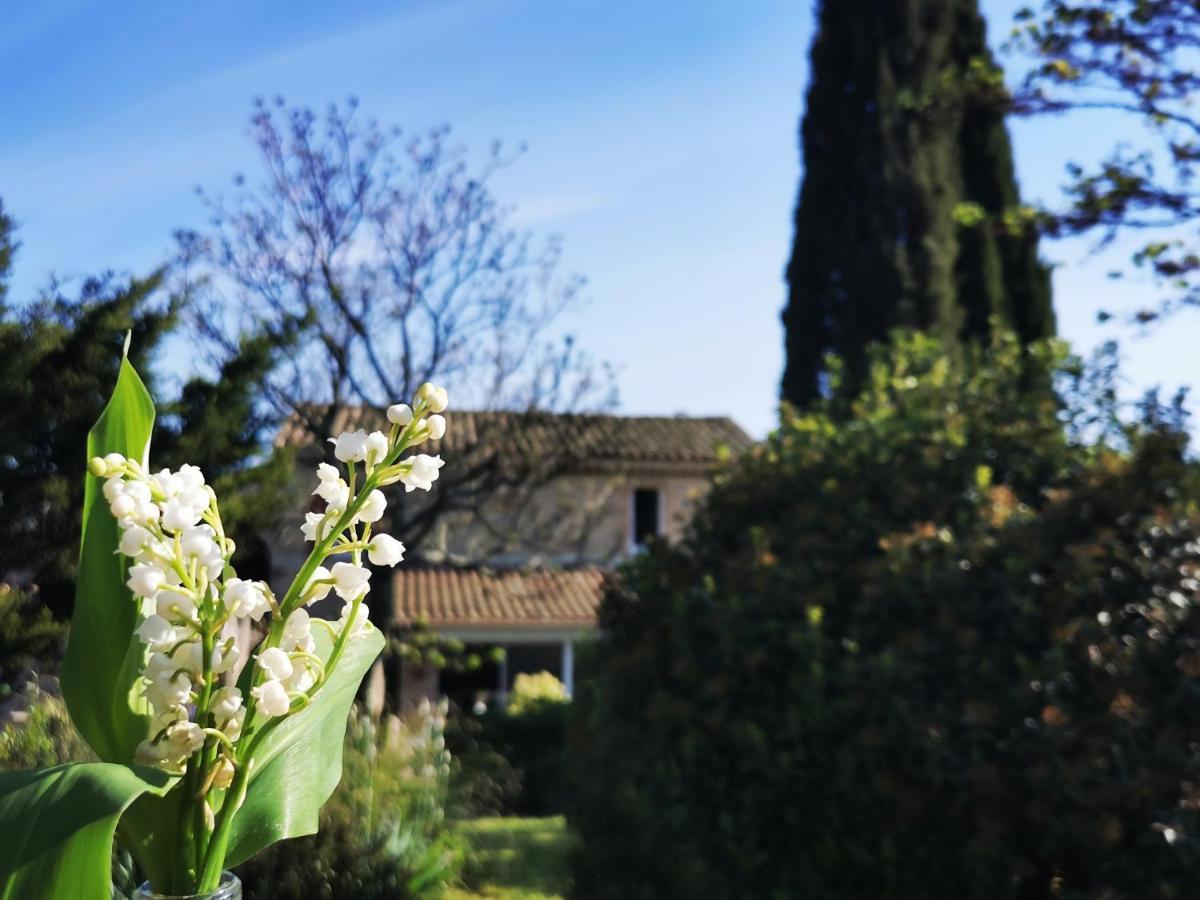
left=781, top=0, right=1054, bottom=408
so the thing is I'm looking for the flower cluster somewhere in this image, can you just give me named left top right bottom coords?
left=88, top=381, right=450, bottom=790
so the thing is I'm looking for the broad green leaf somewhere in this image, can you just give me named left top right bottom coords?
left=224, top=625, right=385, bottom=867
left=62, top=355, right=155, bottom=764
left=0, top=763, right=170, bottom=900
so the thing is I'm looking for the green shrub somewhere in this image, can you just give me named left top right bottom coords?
left=237, top=702, right=465, bottom=900
left=0, top=687, right=91, bottom=769
left=0, top=588, right=67, bottom=687
left=568, top=331, right=1200, bottom=900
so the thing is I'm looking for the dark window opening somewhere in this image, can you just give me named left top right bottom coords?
left=633, top=488, right=660, bottom=548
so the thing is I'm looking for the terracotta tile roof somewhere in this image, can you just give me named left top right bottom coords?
left=279, top=407, right=752, bottom=466
left=392, top=567, right=605, bottom=628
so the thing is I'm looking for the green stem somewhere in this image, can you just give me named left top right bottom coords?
left=198, top=410, right=425, bottom=888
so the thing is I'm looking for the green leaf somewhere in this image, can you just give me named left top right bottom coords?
left=0, top=763, right=171, bottom=900
left=62, top=355, right=155, bottom=764
left=224, top=625, right=385, bottom=867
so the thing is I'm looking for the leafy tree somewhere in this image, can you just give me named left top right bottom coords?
left=0, top=201, right=288, bottom=617
left=0, top=269, right=179, bottom=616
left=0, top=200, right=16, bottom=309
left=1002, top=1, right=1200, bottom=323
left=178, top=98, right=615, bottom=558
left=781, top=0, right=1054, bottom=407
left=571, top=331, right=1200, bottom=899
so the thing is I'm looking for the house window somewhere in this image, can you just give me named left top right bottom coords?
left=631, top=487, right=661, bottom=551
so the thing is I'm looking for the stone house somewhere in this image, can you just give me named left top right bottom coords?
left=271, top=409, right=752, bottom=710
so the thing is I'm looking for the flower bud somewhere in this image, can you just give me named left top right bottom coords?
left=426, top=414, right=447, bottom=441
left=88, top=457, right=108, bottom=477
left=110, top=494, right=136, bottom=519
left=417, top=383, right=449, bottom=413
left=387, top=403, right=413, bottom=426
left=211, top=757, right=236, bottom=790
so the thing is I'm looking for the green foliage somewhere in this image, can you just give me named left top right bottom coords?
left=467, top=699, right=571, bottom=817
left=781, top=0, right=1053, bottom=407
left=62, top=354, right=156, bottom=767
left=0, top=690, right=92, bottom=770
left=0, top=763, right=170, bottom=900
left=0, top=199, right=289, bottom=615
left=237, top=705, right=465, bottom=900
left=0, top=198, right=16, bottom=309
left=1005, top=1, right=1200, bottom=323
left=451, top=816, right=574, bottom=899
left=0, top=270, right=179, bottom=617
left=569, top=331, right=1200, bottom=899
left=222, top=624, right=386, bottom=868
left=0, top=590, right=67, bottom=685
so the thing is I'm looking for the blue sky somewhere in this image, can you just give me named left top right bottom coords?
left=1, top=0, right=1194, bottom=437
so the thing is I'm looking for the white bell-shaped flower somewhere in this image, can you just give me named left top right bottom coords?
left=368, top=534, right=406, bottom=567
left=251, top=680, right=292, bottom=718
left=103, top=477, right=126, bottom=503
left=156, top=588, right=198, bottom=623
left=400, top=454, right=444, bottom=493
left=224, top=578, right=270, bottom=621
left=145, top=669, right=191, bottom=711
left=302, top=565, right=334, bottom=604
left=364, top=431, right=388, bottom=465
left=301, top=511, right=334, bottom=543
left=356, top=490, right=386, bottom=524
left=221, top=707, right=246, bottom=740
left=313, top=477, right=349, bottom=510
left=211, top=686, right=243, bottom=722
left=161, top=497, right=202, bottom=532
left=257, top=647, right=294, bottom=682
left=329, top=429, right=368, bottom=462
left=426, top=414, right=447, bottom=441
left=165, top=720, right=205, bottom=757
left=119, top=525, right=152, bottom=557
left=180, top=524, right=216, bottom=559
left=128, top=563, right=168, bottom=599
left=135, top=614, right=178, bottom=650
left=330, top=562, right=371, bottom=601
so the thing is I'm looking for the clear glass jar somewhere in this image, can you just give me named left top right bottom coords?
left=133, top=871, right=241, bottom=900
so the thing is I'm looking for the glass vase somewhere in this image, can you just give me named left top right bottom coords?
left=133, top=871, right=241, bottom=900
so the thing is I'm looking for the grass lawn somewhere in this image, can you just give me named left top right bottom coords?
left=447, top=816, right=574, bottom=900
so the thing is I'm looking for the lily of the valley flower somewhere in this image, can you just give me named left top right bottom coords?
left=400, top=454, right=444, bottom=493
left=368, top=534, right=406, bottom=567
left=94, top=379, right=451, bottom=785
left=330, top=562, right=371, bottom=601
left=329, top=429, right=368, bottom=462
